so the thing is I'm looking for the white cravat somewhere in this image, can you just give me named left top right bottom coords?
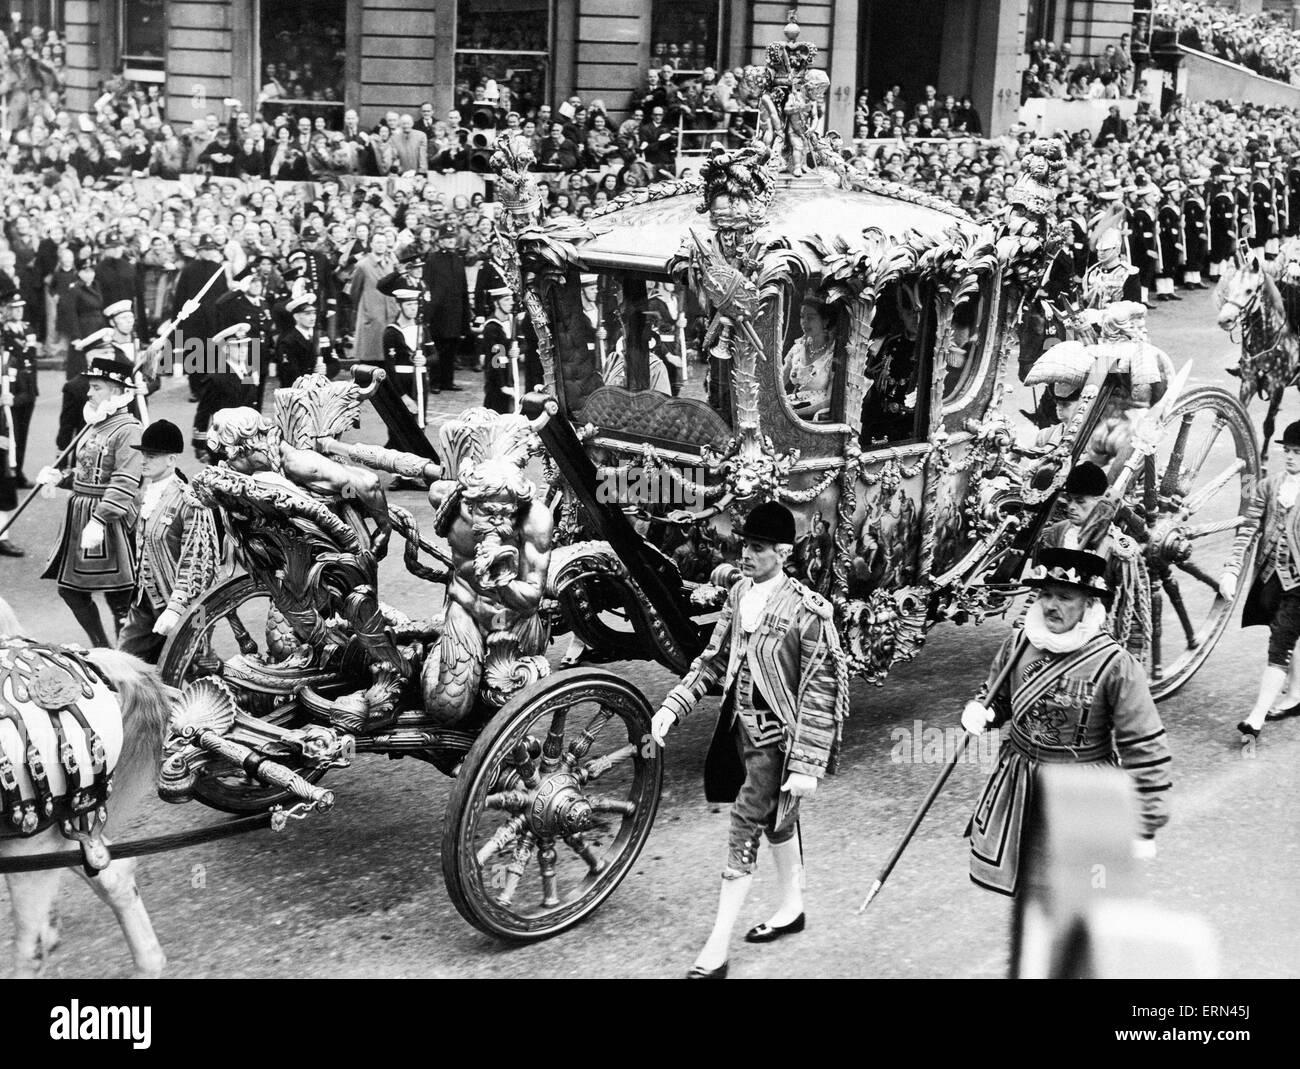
left=1062, top=526, right=1082, bottom=550
left=1280, top=474, right=1300, bottom=511
left=141, top=473, right=177, bottom=521
left=739, top=573, right=783, bottom=634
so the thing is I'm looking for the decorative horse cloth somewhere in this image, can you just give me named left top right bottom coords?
left=0, top=638, right=124, bottom=836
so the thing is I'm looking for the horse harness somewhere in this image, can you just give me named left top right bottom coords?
left=0, top=638, right=116, bottom=871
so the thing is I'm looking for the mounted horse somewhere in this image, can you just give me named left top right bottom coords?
left=0, top=595, right=170, bottom=977
left=1215, top=241, right=1300, bottom=457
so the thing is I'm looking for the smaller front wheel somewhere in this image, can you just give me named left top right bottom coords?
left=442, top=668, right=662, bottom=941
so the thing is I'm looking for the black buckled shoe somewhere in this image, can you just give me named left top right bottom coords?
left=0, top=541, right=26, bottom=558
left=1237, top=721, right=1260, bottom=740
left=685, top=961, right=728, bottom=979
left=744, top=913, right=806, bottom=943
left=1266, top=701, right=1300, bottom=722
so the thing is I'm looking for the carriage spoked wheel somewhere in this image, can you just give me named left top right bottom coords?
left=158, top=575, right=298, bottom=691
left=442, top=668, right=662, bottom=941
left=1137, top=386, right=1260, bottom=702
left=158, top=574, right=327, bottom=814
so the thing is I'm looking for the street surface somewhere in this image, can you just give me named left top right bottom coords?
left=2, top=288, right=1297, bottom=978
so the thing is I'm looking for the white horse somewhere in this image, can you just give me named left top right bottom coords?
left=0, top=595, right=169, bottom=978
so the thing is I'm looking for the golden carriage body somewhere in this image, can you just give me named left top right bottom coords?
left=156, top=105, right=1261, bottom=942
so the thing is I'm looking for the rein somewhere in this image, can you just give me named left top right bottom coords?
left=0, top=810, right=283, bottom=874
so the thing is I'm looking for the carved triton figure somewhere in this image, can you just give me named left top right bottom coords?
left=422, top=408, right=553, bottom=726
left=206, top=382, right=392, bottom=558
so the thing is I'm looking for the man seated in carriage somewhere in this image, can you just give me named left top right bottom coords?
left=858, top=282, right=922, bottom=447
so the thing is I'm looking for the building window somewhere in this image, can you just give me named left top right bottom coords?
left=3, top=1, right=64, bottom=35
left=258, top=0, right=346, bottom=126
left=455, top=0, right=552, bottom=118
left=120, top=0, right=164, bottom=82
left=651, top=0, right=724, bottom=73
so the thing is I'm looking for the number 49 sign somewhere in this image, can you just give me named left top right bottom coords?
left=192, top=85, right=207, bottom=110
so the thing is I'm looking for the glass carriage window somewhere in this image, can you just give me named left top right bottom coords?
left=456, top=0, right=552, bottom=119
left=858, top=279, right=930, bottom=450
left=597, top=278, right=681, bottom=396
left=940, top=278, right=993, bottom=406
left=120, top=0, right=165, bottom=81
left=258, top=0, right=346, bottom=127
left=780, top=282, right=840, bottom=426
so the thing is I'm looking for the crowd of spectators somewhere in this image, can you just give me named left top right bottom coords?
left=852, top=84, right=984, bottom=139
left=1021, top=35, right=1136, bottom=102
left=5, top=3, right=1300, bottom=370
left=1153, top=0, right=1300, bottom=86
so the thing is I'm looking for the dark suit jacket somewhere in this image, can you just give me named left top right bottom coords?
left=421, top=249, right=470, bottom=340
left=57, top=281, right=104, bottom=378
left=274, top=326, right=318, bottom=389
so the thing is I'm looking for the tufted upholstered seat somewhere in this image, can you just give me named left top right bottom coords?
left=582, top=385, right=732, bottom=454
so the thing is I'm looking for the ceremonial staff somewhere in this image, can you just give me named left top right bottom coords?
left=859, top=364, right=1191, bottom=911
left=0, top=278, right=224, bottom=542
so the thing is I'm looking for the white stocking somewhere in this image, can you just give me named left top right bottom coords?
left=1246, top=664, right=1287, bottom=730
left=696, top=873, right=752, bottom=970
left=765, top=835, right=805, bottom=927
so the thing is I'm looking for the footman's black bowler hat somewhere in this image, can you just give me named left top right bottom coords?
left=1063, top=461, right=1109, bottom=497
left=739, top=501, right=796, bottom=546
left=132, top=419, right=185, bottom=455
left=1278, top=421, right=1300, bottom=448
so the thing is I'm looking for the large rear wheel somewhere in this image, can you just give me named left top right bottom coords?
left=442, top=668, right=662, bottom=941
left=1138, top=386, right=1260, bottom=701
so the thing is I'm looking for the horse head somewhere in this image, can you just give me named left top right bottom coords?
left=1215, top=248, right=1264, bottom=332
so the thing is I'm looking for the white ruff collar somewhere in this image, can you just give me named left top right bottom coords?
left=1023, top=600, right=1108, bottom=654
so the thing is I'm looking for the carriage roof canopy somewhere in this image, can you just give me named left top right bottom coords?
left=576, top=180, right=981, bottom=274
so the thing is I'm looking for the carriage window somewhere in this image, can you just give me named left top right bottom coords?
left=599, top=278, right=677, bottom=396
left=782, top=294, right=838, bottom=424
left=554, top=269, right=726, bottom=442
left=941, top=283, right=990, bottom=404
left=859, top=280, right=929, bottom=449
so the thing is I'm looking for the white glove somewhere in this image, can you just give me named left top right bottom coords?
left=650, top=708, right=677, bottom=748
left=152, top=607, right=182, bottom=637
left=1217, top=571, right=1237, bottom=601
left=962, top=700, right=995, bottom=735
left=36, top=465, right=62, bottom=486
left=781, top=772, right=818, bottom=798
left=79, top=519, right=105, bottom=551
left=1132, top=837, right=1157, bottom=860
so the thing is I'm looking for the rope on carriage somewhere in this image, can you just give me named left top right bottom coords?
left=387, top=505, right=449, bottom=585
